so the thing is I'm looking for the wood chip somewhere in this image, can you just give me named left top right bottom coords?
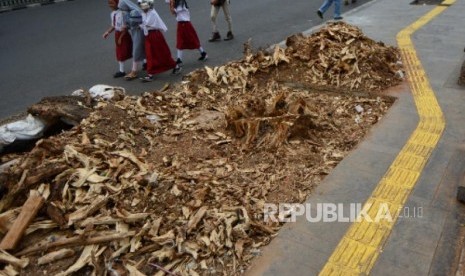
left=68, top=196, right=108, bottom=226
left=37, top=249, right=75, bottom=265
left=0, top=250, right=28, bottom=268
left=0, top=190, right=45, bottom=250
left=186, top=206, right=208, bottom=234
left=56, top=245, right=97, bottom=276
left=17, top=231, right=135, bottom=256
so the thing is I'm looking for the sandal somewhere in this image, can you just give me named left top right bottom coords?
left=124, top=71, right=138, bottom=80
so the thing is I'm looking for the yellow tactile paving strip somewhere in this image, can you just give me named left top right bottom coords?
left=319, top=1, right=454, bottom=275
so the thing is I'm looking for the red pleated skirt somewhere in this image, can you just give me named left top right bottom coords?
left=176, top=21, right=201, bottom=50
left=115, top=30, right=133, bottom=62
left=145, top=30, right=177, bottom=75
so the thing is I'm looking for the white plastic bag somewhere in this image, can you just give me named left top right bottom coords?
left=88, top=85, right=126, bottom=100
left=0, top=114, right=46, bottom=151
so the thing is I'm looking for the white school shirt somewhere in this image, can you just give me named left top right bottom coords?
left=111, top=10, right=126, bottom=31
left=140, top=9, right=168, bottom=36
left=165, top=0, right=190, bottom=22
left=174, top=4, right=190, bottom=22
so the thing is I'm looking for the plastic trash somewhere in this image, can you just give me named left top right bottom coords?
left=395, top=70, right=405, bottom=79
left=355, top=105, right=364, bottom=113
left=0, top=114, right=46, bottom=152
left=88, top=85, right=126, bottom=100
left=146, top=115, right=161, bottom=124
left=70, top=89, right=85, bottom=97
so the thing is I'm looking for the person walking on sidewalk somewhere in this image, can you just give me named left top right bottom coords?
left=103, top=0, right=133, bottom=78
left=317, top=0, right=343, bottom=20
left=118, top=0, right=147, bottom=80
left=209, top=0, right=233, bottom=42
left=168, top=0, right=208, bottom=67
left=139, top=1, right=181, bottom=82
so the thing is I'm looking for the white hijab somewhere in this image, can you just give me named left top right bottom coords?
left=141, top=8, right=168, bottom=34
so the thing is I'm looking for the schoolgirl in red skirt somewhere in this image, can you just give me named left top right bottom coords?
left=139, top=1, right=180, bottom=82
left=103, top=0, right=133, bottom=78
left=168, top=0, right=207, bottom=66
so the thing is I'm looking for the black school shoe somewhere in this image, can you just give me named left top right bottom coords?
left=140, top=75, right=154, bottom=82
left=317, top=10, right=323, bottom=19
left=224, top=31, right=234, bottom=41
left=172, top=65, right=182, bottom=75
left=198, top=52, right=208, bottom=61
left=208, top=32, right=221, bottom=42
left=113, top=71, right=125, bottom=78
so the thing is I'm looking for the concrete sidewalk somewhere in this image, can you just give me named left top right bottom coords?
left=247, top=0, right=465, bottom=275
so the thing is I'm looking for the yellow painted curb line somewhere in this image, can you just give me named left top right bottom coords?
left=319, top=1, right=453, bottom=275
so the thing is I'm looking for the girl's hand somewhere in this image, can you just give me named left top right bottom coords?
left=103, top=31, right=109, bottom=39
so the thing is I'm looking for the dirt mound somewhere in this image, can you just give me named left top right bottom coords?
left=284, top=22, right=403, bottom=91
left=183, top=22, right=403, bottom=94
left=0, top=22, right=399, bottom=275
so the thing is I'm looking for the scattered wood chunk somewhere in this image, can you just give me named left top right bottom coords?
left=17, top=231, right=135, bottom=256
left=0, top=208, right=20, bottom=234
left=0, top=250, right=29, bottom=268
left=46, top=203, right=67, bottom=227
left=55, top=245, right=97, bottom=276
left=37, top=249, right=75, bottom=265
left=67, top=196, right=108, bottom=226
left=186, top=206, right=208, bottom=234
left=0, top=191, right=45, bottom=250
left=125, top=264, right=145, bottom=276
left=0, top=264, right=19, bottom=276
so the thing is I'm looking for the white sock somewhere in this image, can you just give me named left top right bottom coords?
left=199, top=47, right=205, bottom=53
left=177, top=50, right=183, bottom=61
left=119, top=62, right=125, bottom=73
left=132, top=61, right=140, bottom=72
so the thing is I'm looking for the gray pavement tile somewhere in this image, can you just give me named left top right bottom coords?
left=372, top=263, right=419, bottom=276
left=362, top=112, right=418, bottom=152
left=282, top=217, right=351, bottom=255
left=371, top=201, right=449, bottom=275
left=428, top=210, right=465, bottom=276
left=443, top=63, right=465, bottom=90
left=400, top=200, right=447, bottom=230
left=344, top=145, right=398, bottom=174
left=372, top=242, right=432, bottom=275
left=430, top=148, right=465, bottom=212
left=250, top=236, right=324, bottom=276
left=311, top=163, right=382, bottom=198
left=385, top=208, right=446, bottom=256
left=411, top=142, right=455, bottom=203
left=309, top=172, right=381, bottom=207
left=277, top=221, right=338, bottom=255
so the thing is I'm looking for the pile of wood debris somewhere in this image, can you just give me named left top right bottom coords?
left=285, top=21, right=403, bottom=91
left=0, top=22, right=400, bottom=275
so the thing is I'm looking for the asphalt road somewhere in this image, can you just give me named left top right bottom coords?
left=0, top=0, right=369, bottom=120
